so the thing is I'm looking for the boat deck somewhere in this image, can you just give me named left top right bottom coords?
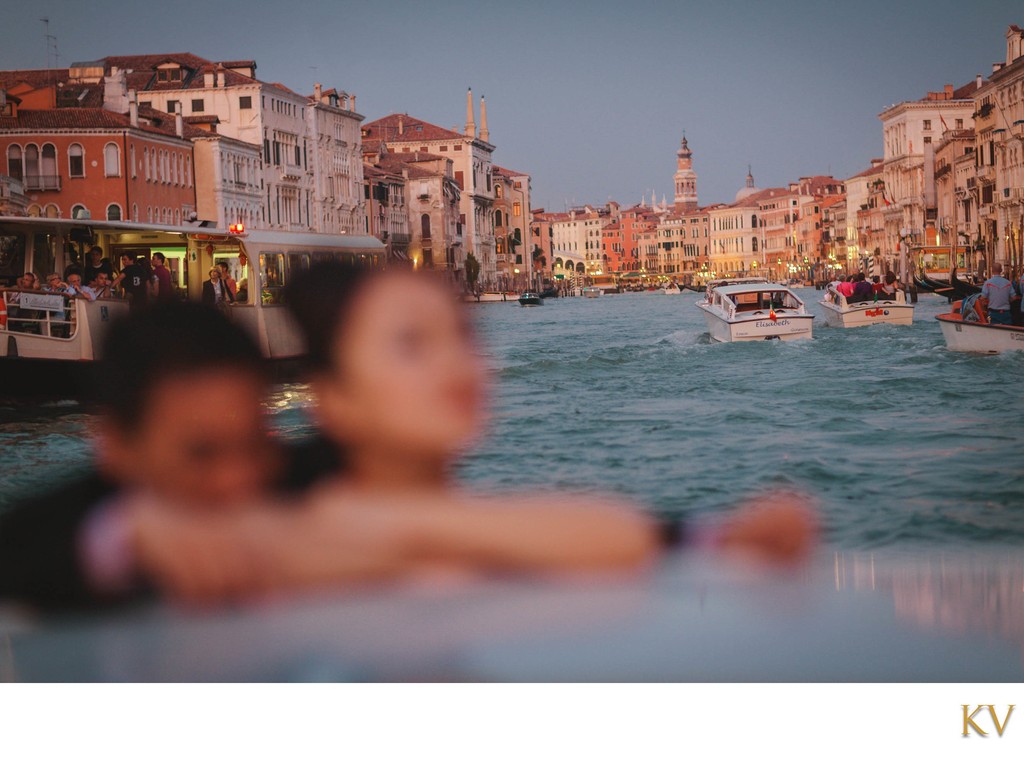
left=3, top=550, right=1020, bottom=682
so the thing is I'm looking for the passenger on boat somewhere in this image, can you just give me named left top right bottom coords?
left=981, top=263, right=1014, bottom=325
left=113, top=255, right=152, bottom=311
left=87, top=272, right=114, bottom=300
left=151, top=252, right=175, bottom=303
left=83, top=246, right=114, bottom=287
left=216, top=262, right=238, bottom=299
left=881, top=271, right=899, bottom=299
left=202, top=267, right=234, bottom=308
left=836, top=275, right=855, bottom=300
left=849, top=273, right=874, bottom=303
left=42, top=273, right=69, bottom=293
left=235, top=278, right=249, bottom=303
left=65, top=273, right=94, bottom=301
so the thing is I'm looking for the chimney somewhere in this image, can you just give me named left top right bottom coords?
left=398, top=114, right=404, bottom=135
left=103, top=66, right=129, bottom=114
left=479, top=95, right=489, bottom=142
left=349, top=94, right=356, bottom=112
left=204, top=69, right=214, bottom=88
left=465, top=87, right=476, bottom=138
left=129, top=90, right=138, bottom=127
left=175, top=110, right=184, bottom=138
left=314, top=82, right=322, bottom=101
left=977, top=74, right=983, bottom=89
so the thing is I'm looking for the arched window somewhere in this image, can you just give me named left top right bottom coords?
left=494, top=210, right=503, bottom=228
left=26, top=204, right=41, bottom=217
left=185, top=157, right=192, bottom=187
left=147, top=206, right=153, bottom=223
left=752, top=237, right=758, bottom=252
left=106, top=204, right=122, bottom=221
left=69, top=144, right=85, bottom=177
left=130, top=145, right=136, bottom=178
left=104, top=143, right=120, bottom=177
left=41, top=144, right=57, bottom=186
left=421, top=213, right=431, bottom=238
left=751, top=215, right=758, bottom=228
left=144, top=147, right=150, bottom=181
left=24, top=144, right=40, bottom=181
left=132, top=203, right=138, bottom=221
left=71, top=204, right=88, bottom=220
left=174, top=208, right=181, bottom=225
left=554, top=257, right=563, bottom=269
left=44, top=204, right=60, bottom=218
left=576, top=262, right=585, bottom=274
left=6, top=144, right=23, bottom=180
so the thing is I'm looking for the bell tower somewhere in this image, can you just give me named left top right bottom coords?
left=673, top=133, right=698, bottom=211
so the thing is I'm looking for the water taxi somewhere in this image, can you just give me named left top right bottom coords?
left=697, top=280, right=813, bottom=342
left=935, top=295, right=1024, bottom=353
left=517, top=291, right=543, bottom=306
left=0, top=216, right=384, bottom=394
left=581, top=286, right=602, bottom=298
left=819, top=287, right=914, bottom=328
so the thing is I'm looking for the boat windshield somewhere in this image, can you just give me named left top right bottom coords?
left=729, top=290, right=801, bottom=311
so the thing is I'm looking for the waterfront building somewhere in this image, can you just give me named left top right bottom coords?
left=306, top=84, right=366, bottom=235
left=492, top=165, right=533, bottom=289
left=933, top=128, right=978, bottom=272
left=794, top=176, right=844, bottom=280
left=707, top=173, right=768, bottom=279
left=361, top=154, right=410, bottom=262
left=392, top=151, right=463, bottom=273
left=973, top=25, right=1024, bottom=268
left=529, top=209, right=556, bottom=278
left=0, top=83, right=196, bottom=224
left=549, top=203, right=619, bottom=281
left=879, top=81, right=978, bottom=261
left=362, top=91, right=496, bottom=285
left=0, top=54, right=366, bottom=234
left=656, top=206, right=710, bottom=279
left=844, top=160, right=883, bottom=273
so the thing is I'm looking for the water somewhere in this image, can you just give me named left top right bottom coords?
left=1, top=290, right=1022, bottom=554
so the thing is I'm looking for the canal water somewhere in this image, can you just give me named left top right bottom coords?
left=1, top=290, right=1022, bottom=555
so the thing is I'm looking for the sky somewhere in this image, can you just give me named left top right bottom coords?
left=3, top=0, right=1021, bottom=209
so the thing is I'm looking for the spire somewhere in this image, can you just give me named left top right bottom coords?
left=465, top=87, right=476, bottom=138
left=746, top=165, right=755, bottom=189
left=479, top=95, right=489, bottom=142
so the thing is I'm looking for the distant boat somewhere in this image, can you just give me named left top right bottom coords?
left=518, top=292, right=543, bottom=306
left=582, top=286, right=602, bottom=298
left=936, top=294, right=1024, bottom=353
left=697, top=280, right=813, bottom=342
left=820, top=287, right=914, bottom=328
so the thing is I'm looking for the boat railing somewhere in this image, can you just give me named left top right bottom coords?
left=1, top=288, right=83, bottom=340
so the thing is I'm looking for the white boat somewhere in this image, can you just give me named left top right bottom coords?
left=935, top=296, right=1024, bottom=353
left=696, top=280, right=814, bottom=342
left=819, top=287, right=914, bottom=328
left=660, top=283, right=684, bottom=295
left=0, top=215, right=385, bottom=394
left=581, top=286, right=602, bottom=298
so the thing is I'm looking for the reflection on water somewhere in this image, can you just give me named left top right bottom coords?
left=835, top=551, right=1024, bottom=652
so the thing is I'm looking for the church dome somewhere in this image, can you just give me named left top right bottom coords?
left=734, top=167, right=759, bottom=203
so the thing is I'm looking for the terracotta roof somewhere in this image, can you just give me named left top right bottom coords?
left=493, top=164, right=528, bottom=178
left=363, top=114, right=467, bottom=144
left=818, top=195, right=846, bottom=209
left=0, top=68, right=70, bottom=90
left=846, top=163, right=884, bottom=180
left=0, top=107, right=196, bottom=142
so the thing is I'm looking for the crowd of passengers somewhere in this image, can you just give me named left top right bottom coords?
left=2, top=246, right=250, bottom=333
left=827, top=271, right=901, bottom=304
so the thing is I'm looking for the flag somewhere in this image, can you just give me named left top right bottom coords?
left=769, top=308, right=778, bottom=322
left=939, top=114, right=949, bottom=132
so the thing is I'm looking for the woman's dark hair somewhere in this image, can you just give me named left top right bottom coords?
left=287, top=260, right=378, bottom=373
left=93, top=301, right=265, bottom=432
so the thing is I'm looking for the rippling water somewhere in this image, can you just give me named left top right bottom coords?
left=2, top=290, right=1022, bottom=553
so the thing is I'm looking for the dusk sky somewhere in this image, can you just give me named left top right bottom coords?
left=4, top=0, right=1021, bottom=209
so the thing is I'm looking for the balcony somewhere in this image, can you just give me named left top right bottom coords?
left=23, top=175, right=61, bottom=192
